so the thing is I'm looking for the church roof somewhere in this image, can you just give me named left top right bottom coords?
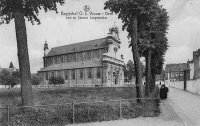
left=165, top=63, right=188, bottom=73
left=47, top=37, right=108, bottom=57
left=39, top=60, right=102, bottom=72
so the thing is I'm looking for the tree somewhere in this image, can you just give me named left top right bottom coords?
left=0, top=69, right=11, bottom=86
left=0, top=69, right=18, bottom=88
left=138, top=3, right=169, bottom=94
left=9, top=62, right=14, bottom=68
left=0, top=0, right=64, bottom=106
left=104, top=0, right=162, bottom=100
left=12, top=71, right=20, bottom=84
left=124, top=60, right=145, bottom=83
left=31, top=75, right=42, bottom=86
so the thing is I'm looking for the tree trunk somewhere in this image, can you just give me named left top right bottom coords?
left=151, top=73, right=156, bottom=92
left=14, top=9, right=34, bottom=106
left=131, top=15, right=144, bottom=102
left=145, top=49, right=151, bottom=96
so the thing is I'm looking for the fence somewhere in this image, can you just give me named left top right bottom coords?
left=0, top=98, right=159, bottom=126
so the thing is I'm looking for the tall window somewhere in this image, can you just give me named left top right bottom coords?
left=87, top=68, right=92, bottom=79
left=60, top=56, right=64, bottom=63
left=65, top=54, right=68, bottom=63
left=93, top=49, right=100, bottom=58
left=78, top=52, right=85, bottom=61
left=58, top=71, right=63, bottom=77
left=71, top=53, right=76, bottom=62
left=79, top=69, right=84, bottom=79
left=51, top=71, right=55, bottom=77
left=64, top=70, right=68, bottom=80
left=71, top=70, right=75, bottom=80
left=86, top=51, right=92, bottom=60
left=45, top=72, right=48, bottom=80
left=97, top=68, right=101, bottom=78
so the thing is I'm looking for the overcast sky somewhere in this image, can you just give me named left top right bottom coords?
left=0, top=0, right=200, bottom=73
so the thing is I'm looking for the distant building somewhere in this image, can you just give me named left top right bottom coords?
left=193, top=49, right=200, bottom=79
left=187, top=59, right=194, bottom=80
left=165, top=63, right=189, bottom=82
left=38, top=24, right=125, bottom=87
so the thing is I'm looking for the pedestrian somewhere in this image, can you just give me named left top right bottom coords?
left=160, top=84, right=168, bottom=99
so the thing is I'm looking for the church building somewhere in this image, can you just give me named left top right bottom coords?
left=38, top=24, right=125, bottom=87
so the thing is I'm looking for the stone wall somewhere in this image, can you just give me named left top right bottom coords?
left=169, top=79, right=200, bottom=95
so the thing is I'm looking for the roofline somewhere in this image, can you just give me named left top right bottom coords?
left=45, top=47, right=107, bottom=58
left=46, top=36, right=121, bottom=57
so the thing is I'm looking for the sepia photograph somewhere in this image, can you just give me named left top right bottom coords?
left=0, top=0, right=200, bottom=125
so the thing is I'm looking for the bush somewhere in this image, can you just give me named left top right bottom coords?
left=0, top=99, right=160, bottom=126
left=49, top=76, right=64, bottom=85
left=31, top=76, right=42, bottom=85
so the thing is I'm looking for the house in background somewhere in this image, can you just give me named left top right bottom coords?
left=38, top=24, right=125, bottom=87
left=165, top=63, right=189, bottom=82
left=187, top=59, right=194, bottom=80
left=155, top=70, right=165, bottom=85
left=193, top=49, right=200, bottom=79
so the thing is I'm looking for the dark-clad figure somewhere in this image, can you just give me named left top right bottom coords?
left=160, top=84, right=168, bottom=99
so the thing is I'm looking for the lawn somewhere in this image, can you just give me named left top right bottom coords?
left=0, top=87, right=160, bottom=126
left=0, top=87, right=136, bottom=106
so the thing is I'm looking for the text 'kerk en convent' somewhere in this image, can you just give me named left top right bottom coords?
left=38, top=24, right=125, bottom=87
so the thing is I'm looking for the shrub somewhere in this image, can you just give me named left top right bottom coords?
left=49, top=76, right=64, bottom=85
left=31, top=76, right=42, bottom=85
left=0, top=99, right=160, bottom=126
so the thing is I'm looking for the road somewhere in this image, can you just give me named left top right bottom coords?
left=68, top=87, right=200, bottom=126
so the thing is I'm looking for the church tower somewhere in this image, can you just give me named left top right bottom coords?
left=43, top=41, right=49, bottom=67
left=44, top=41, right=49, bottom=57
left=108, top=22, right=120, bottom=41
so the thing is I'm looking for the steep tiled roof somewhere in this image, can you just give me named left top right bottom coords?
left=165, top=63, right=188, bottom=73
left=47, top=37, right=108, bottom=57
left=39, top=60, right=102, bottom=72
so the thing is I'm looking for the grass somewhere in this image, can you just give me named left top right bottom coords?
left=0, top=87, right=160, bottom=126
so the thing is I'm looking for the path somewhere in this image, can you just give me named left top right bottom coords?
left=67, top=87, right=200, bottom=126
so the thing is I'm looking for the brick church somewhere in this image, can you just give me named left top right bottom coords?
left=38, top=24, right=125, bottom=87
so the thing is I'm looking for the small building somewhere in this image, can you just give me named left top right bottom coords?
left=193, top=49, right=200, bottom=79
left=38, top=24, right=125, bottom=87
left=165, top=63, right=189, bottom=82
left=187, top=59, right=194, bottom=80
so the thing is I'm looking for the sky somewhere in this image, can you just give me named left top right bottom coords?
left=0, top=0, right=200, bottom=73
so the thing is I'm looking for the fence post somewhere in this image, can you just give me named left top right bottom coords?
left=72, top=101, right=75, bottom=123
left=7, top=105, right=10, bottom=126
left=119, top=98, right=122, bottom=119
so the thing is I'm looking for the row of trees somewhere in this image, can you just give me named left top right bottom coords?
left=105, top=0, right=169, bottom=100
left=0, top=69, right=43, bottom=87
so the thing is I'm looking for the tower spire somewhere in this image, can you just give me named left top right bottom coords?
left=44, top=41, right=49, bottom=57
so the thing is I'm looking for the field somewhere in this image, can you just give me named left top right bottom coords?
left=0, top=87, right=136, bottom=106
left=0, top=87, right=159, bottom=126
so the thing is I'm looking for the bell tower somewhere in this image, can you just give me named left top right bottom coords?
left=44, top=41, right=49, bottom=57
left=108, top=22, right=120, bottom=41
left=43, top=41, right=49, bottom=68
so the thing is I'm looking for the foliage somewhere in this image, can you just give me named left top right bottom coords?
left=124, top=60, right=145, bottom=82
left=0, top=0, right=65, bottom=25
left=12, top=71, right=20, bottom=84
left=0, top=69, right=19, bottom=87
left=0, top=99, right=159, bottom=126
left=31, top=75, right=42, bottom=85
left=49, top=76, right=65, bottom=85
